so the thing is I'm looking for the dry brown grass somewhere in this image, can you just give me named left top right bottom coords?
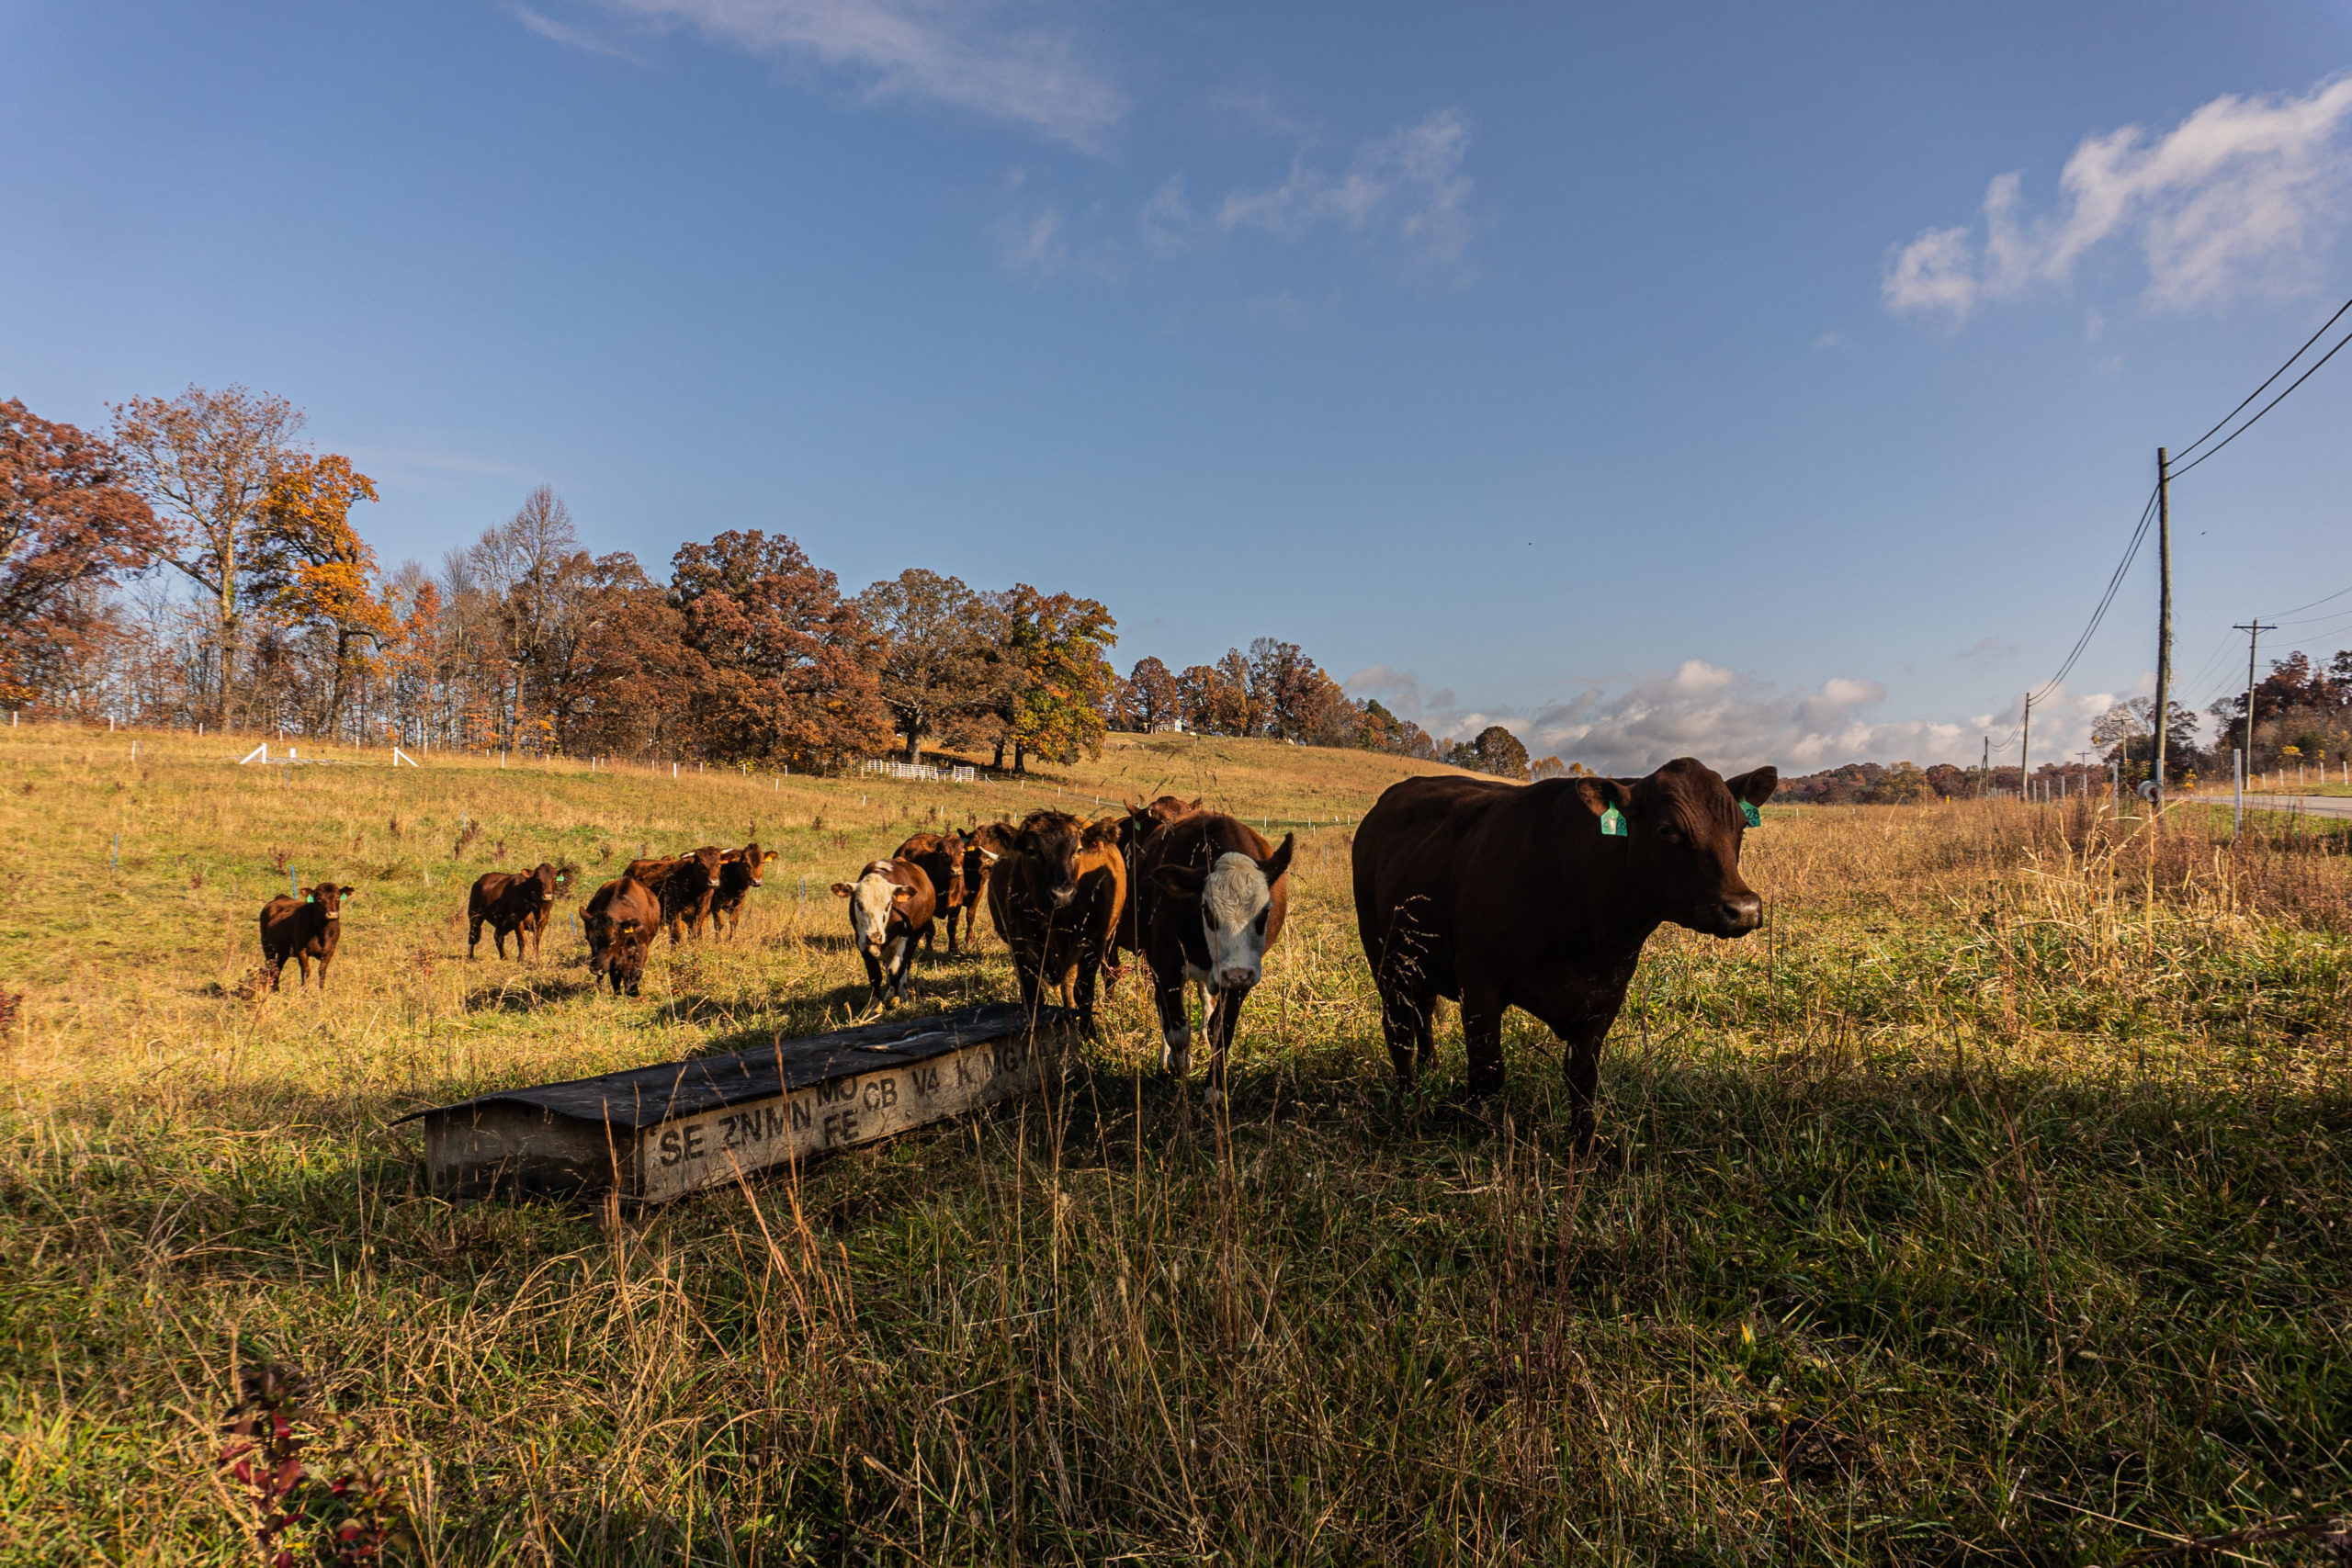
left=1, top=727, right=2348, bottom=1564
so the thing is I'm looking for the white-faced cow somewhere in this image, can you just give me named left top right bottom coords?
left=1351, top=757, right=1776, bottom=1151
left=1133, top=813, right=1291, bottom=1104
left=831, top=858, right=936, bottom=1007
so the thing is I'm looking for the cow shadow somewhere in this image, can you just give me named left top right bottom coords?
left=463, top=974, right=604, bottom=1013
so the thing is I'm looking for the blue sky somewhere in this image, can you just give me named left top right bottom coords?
left=5, top=2, right=2350, bottom=772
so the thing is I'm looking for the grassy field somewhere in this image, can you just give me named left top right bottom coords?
left=2, top=726, right=2350, bottom=1565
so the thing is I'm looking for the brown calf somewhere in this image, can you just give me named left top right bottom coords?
left=702, top=842, right=776, bottom=940
left=892, top=831, right=970, bottom=954
left=625, top=846, right=726, bottom=942
left=467, top=862, right=572, bottom=960
left=582, top=875, right=662, bottom=996
left=258, top=882, right=355, bottom=991
left=986, top=809, right=1125, bottom=1035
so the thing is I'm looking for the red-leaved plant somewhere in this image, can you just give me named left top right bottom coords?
left=219, top=1364, right=406, bottom=1565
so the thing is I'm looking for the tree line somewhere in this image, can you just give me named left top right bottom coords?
left=0, top=387, right=1487, bottom=773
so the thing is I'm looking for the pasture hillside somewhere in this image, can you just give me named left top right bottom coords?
left=2, top=725, right=2350, bottom=1564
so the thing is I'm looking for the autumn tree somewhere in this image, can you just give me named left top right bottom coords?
left=857, top=569, right=998, bottom=763
left=111, top=386, right=306, bottom=723
left=1453, top=724, right=1529, bottom=779
left=669, top=529, right=888, bottom=768
left=985, top=585, right=1116, bottom=772
left=251, top=454, right=386, bottom=737
left=1118, top=656, right=1180, bottom=732
left=0, top=400, right=162, bottom=709
left=1177, top=660, right=1247, bottom=736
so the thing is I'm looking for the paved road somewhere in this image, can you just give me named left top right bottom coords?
left=2240, top=795, right=2352, bottom=820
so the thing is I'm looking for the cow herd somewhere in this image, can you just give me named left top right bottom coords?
left=253, top=757, right=1779, bottom=1140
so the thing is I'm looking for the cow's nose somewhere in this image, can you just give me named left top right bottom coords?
left=1215, top=967, right=1254, bottom=992
left=1051, top=886, right=1076, bottom=907
left=1718, top=894, right=1762, bottom=933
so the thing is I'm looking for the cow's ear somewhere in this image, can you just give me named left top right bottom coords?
left=1080, top=819, right=1118, bottom=851
left=1152, top=864, right=1210, bottom=898
left=1575, top=776, right=1634, bottom=819
left=831, top=882, right=855, bottom=897
left=1258, top=833, right=1295, bottom=885
left=1724, top=766, right=1779, bottom=807
left=891, top=885, right=913, bottom=901
left=763, top=851, right=778, bottom=864
left=1186, top=795, right=1204, bottom=810
left=339, top=886, right=356, bottom=897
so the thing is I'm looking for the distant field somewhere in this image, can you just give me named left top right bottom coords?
left=2, top=727, right=2348, bottom=1564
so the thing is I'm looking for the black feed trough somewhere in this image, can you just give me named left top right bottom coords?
left=400, top=1000, right=1080, bottom=1202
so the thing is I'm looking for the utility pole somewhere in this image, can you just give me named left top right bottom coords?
left=2232, top=619, right=2275, bottom=777
left=1981, top=734, right=1990, bottom=798
left=2150, top=446, right=2174, bottom=817
left=2019, top=693, right=2033, bottom=802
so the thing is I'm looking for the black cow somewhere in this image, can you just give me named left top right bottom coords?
left=1351, top=757, right=1776, bottom=1150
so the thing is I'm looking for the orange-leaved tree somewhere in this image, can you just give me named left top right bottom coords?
left=253, top=453, right=389, bottom=738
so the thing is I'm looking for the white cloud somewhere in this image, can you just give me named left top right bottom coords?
left=996, top=207, right=1067, bottom=276
left=1955, top=636, right=2018, bottom=668
left=584, top=0, right=1125, bottom=149
left=1216, top=107, right=1475, bottom=264
left=510, top=3, right=642, bottom=60
left=1137, top=175, right=1194, bottom=257
left=1348, top=659, right=2148, bottom=775
left=1885, top=74, right=2352, bottom=321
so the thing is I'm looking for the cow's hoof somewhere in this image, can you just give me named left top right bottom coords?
left=1160, top=1028, right=1191, bottom=1077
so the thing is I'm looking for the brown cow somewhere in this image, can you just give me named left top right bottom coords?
left=1111, top=795, right=1204, bottom=963
left=948, top=824, right=1012, bottom=952
left=987, top=809, right=1125, bottom=1034
left=1351, top=757, right=1776, bottom=1151
left=700, top=842, right=777, bottom=940
left=582, top=875, right=661, bottom=996
left=467, top=862, right=573, bottom=960
left=1134, top=814, right=1292, bottom=1105
left=258, top=882, right=354, bottom=991
left=831, top=858, right=936, bottom=1006
left=625, top=846, right=726, bottom=943
left=892, top=831, right=969, bottom=954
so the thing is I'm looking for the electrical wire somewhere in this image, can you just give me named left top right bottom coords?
left=2167, top=295, right=2352, bottom=466
left=2029, top=482, right=2162, bottom=705
left=2171, top=321, right=2352, bottom=479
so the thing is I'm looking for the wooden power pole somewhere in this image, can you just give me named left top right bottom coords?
left=2151, top=446, right=2174, bottom=814
left=2019, top=693, right=2033, bottom=801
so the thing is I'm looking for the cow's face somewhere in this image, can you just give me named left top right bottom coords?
left=1014, top=814, right=1083, bottom=908
left=1580, top=759, right=1775, bottom=937
left=1155, top=836, right=1292, bottom=993
left=967, top=824, right=1013, bottom=890
left=531, top=863, right=562, bottom=904
left=832, top=864, right=910, bottom=955
left=305, top=884, right=352, bottom=920
left=585, top=907, right=642, bottom=971
left=689, top=847, right=724, bottom=890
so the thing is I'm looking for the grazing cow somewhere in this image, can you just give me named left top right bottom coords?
left=1351, top=757, right=1777, bottom=1151
left=625, top=846, right=726, bottom=943
left=987, top=809, right=1126, bottom=1034
left=467, top=862, right=572, bottom=960
left=582, top=875, right=661, bottom=996
left=258, top=882, right=354, bottom=991
left=892, top=831, right=969, bottom=953
left=1133, top=815, right=1292, bottom=1104
left=702, top=842, right=776, bottom=940
left=831, top=859, right=936, bottom=1007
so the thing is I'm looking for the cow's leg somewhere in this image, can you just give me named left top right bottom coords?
left=316, top=952, right=332, bottom=991
left=467, top=915, right=482, bottom=958
left=266, top=953, right=286, bottom=992
left=1154, top=964, right=1191, bottom=1078
left=1204, top=984, right=1250, bottom=1107
left=296, top=953, right=313, bottom=988
left=1375, top=979, right=1427, bottom=1087
left=1073, top=947, right=1102, bottom=1037
left=890, top=936, right=918, bottom=1001
left=1460, top=984, right=1507, bottom=1099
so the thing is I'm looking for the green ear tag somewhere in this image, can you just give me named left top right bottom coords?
left=305, top=895, right=314, bottom=903
left=1600, top=806, right=1627, bottom=838
left=1741, top=801, right=1762, bottom=829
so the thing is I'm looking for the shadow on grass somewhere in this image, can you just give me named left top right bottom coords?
left=461, top=974, right=604, bottom=1013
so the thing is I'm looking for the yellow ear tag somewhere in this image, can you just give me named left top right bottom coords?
left=1600, top=807, right=1627, bottom=838
left=1741, top=802, right=1763, bottom=829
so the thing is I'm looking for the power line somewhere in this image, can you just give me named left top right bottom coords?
left=2168, top=294, right=2352, bottom=466
left=2029, top=482, right=2161, bottom=704
left=2172, top=319, right=2352, bottom=479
